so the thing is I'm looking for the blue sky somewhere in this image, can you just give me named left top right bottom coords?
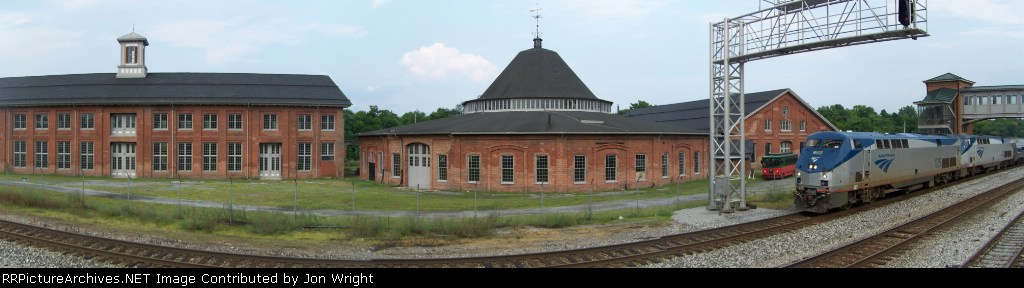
left=1, top=0, right=1021, bottom=115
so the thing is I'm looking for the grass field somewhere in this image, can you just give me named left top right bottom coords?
left=0, top=171, right=795, bottom=241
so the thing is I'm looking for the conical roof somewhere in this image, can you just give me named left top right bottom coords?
left=473, top=39, right=600, bottom=101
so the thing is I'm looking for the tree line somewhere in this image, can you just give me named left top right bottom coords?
left=343, top=105, right=462, bottom=160
left=816, top=104, right=919, bottom=134
left=817, top=103, right=1024, bottom=138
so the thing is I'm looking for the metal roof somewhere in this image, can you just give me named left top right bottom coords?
left=116, top=32, right=149, bottom=45
left=915, top=88, right=958, bottom=104
left=924, top=73, right=974, bottom=84
left=624, top=89, right=837, bottom=133
left=963, top=85, right=1024, bottom=93
left=358, top=110, right=703, bottom=136
left=0, top=73, right=350, bottom=107
left=467, top=45, right=604, bottom=103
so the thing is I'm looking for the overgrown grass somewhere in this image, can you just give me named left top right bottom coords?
left=0, top=183, right=704, bottom=241
left=0, top=173, right=709, bottom=213
left=0, top=171, right=794, bottom=242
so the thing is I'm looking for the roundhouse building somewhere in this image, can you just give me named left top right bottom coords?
left=358, top=38, right=709, bottom=192
left=0, top=32, right=351, bottom=179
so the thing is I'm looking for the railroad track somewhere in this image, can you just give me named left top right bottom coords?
left=787, top=177, right=1024, bottom=268
left=962, top=209, right=1024, bottom=268
left=2, top=181, right=948, bottom=268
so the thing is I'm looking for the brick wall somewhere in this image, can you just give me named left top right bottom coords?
left=0, top=105, right=344, bottom=179
left=359, top=134, right=708, bottom=192
left=745, top=92, right=835, bottom=168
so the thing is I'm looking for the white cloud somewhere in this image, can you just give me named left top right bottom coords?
left=150, top=17, right=366, bottom=66
left=0, top=12, right=86, bottom=77
left=366, top=85, right=378, bottom=92
left=932, top=0, right=1024, bottom=25
left=400, top=43, right=496, bottom=82
left=0, top=12, right=32, bottom=29
left=371, top=0, right=392, bottom=9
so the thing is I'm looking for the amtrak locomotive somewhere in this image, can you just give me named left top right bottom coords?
left=793, top=131, right=1019, bottom=213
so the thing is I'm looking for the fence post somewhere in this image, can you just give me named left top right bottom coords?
left=80, top=168, right=86, bottom=207
left=293, top=179, right=298, bottom=224
left=37, top=166, right=42, bottom=197
left=588, top=180, right=593, bottom=220
left=416, top=184, right=420, bottom=218
left=177, top=175, right=182, bottom=216
left=228, top=177, right=234, bottom=224
left=635, top=175, right=641, bottom=214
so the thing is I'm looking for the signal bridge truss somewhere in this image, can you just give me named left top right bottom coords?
left=709, top=0, right=929, bottom=212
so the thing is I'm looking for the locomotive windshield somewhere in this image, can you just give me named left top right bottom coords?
left=806, top=139, right=844, bottom=149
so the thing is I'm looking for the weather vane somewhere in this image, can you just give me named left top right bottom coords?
left=530, top=2, right=542, bottom=39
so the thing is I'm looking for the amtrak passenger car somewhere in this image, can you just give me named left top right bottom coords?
left=793, top=132, right=961, bottom=213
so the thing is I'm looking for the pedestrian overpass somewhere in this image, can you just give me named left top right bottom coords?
left=962, top=86, right=1024, bottom=121
left=916, top=73, right=1024, bottom=134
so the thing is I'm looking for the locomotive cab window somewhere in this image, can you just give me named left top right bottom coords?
left=853, top=140, right=863, bottom=149
left=807, top=139, right=843, bottom=149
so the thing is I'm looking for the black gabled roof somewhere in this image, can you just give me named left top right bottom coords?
left=0, top=73, right=350, bottom=107
left=624, top=89, right=787, bottom=133
left=624, top=88, right=837, bottom=133
left=359, top=110, right=702, bottom=136
left=470, top=46, right=603, bottom=102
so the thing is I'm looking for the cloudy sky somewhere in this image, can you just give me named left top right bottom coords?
left=1, top=0, right=1021, bottom=115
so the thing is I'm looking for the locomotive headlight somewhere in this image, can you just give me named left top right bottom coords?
left=796, top=172, right=801, bottom=177
left=809, top=164, right=819, bottom=170
left=820, top=173, right=830, bottom=180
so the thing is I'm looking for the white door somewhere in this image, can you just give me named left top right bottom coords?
left=259, top=143, right=282, bottom=179
left=407, top=143, right=430, bottom=190
left=111, top=142, right=136, bottom=178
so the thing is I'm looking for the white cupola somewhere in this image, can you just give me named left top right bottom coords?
left=116, top=31, right=149, bottom=78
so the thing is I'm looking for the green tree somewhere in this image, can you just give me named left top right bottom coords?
left=974, top=119, right=1024, bottom=138
left=817, top=104, right=849, bottom=130
left=617, top=100, right=654, bottom=115
left=343, top=106, right=401, bottom=160
left=426, top=106, right=462, bottom=120
left=400, top=110, right=428, bottom=125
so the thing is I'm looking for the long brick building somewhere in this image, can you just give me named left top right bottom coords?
left=0, top=32, right=351, bottom=179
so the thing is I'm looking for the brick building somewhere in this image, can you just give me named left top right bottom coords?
left=0, top=32, right=351, bottom=179
left=626, top=89, right=837, bottom=169
left=358, top=38, right=709, bottom=192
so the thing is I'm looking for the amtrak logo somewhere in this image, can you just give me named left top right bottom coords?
left=811, top=157, right=820, bottom=162
left=874, top=154, right=896, bottom=173
left=977, top=147, right=985, bottom=158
